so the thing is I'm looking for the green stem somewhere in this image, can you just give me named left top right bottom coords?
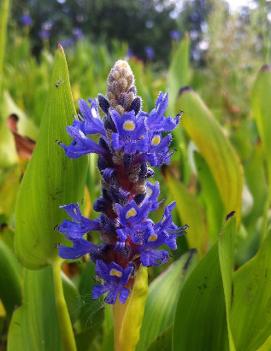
left=52, top=259, right=77, bottom=351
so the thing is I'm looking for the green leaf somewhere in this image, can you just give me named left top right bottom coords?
left=15, top=46, right=88, bottom=269
left=7, top=266, right=63, bottom=351
left=252, top=65, right=271, bottom=198
left=168, top=33, right=191, bottom=114
left=173, top=244, right=228, bottom=351
left=194, top=152, right=224, bottom=243
left=137, top=251, right=197, bottom=351
left=230, top=232, right=271, bottom=351
left=218, top=217, right=237, bottom=351
left=165, top=172, right=208, bottom=256
left=113, top=265, right=148, bottom=351
left=177, top=88, right=243, bottom=221
left=0, top=239, right=21, bottom=315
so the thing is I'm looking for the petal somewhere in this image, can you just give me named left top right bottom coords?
left=92, top=284, right=108, bottom=299
left=104, top=289, right=118, bottom=304
left=58, top=239, right=95, bottom=259
left=140, top=249, right=169, bottom=267
left=119, top=287, right=130, bottom=304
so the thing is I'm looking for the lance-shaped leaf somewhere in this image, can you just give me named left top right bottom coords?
left=251, top=65, right=271, bottom=198
left=113, top=265, right=148, bottom=351
left=230, top=232, right=271, bottom=351
left=7, top=266, right=64, bottom=351
left=15, top=46, right=88, bottom=269
left=136, top=251, right=197, bottom=351
left=173, top=243, right=228, bottom=350
left=177, top=88, right=243, bottom=221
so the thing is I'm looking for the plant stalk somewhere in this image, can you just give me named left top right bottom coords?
left=52, top=259, right=77, bottom=351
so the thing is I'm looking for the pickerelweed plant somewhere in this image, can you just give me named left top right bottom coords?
left=57, top=60, right=187, bottom=305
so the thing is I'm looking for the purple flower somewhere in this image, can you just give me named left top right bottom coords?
left=57, top=60, right=187, bottom=304
left=92, top=261, right=133, bottom=304
left=145, top=46, right=155, bottom=60
left=21, top=14, right=32, bottom=27
left=72, top=27, right=84, bottom=41
left=170, top=30, right=181, bottom=41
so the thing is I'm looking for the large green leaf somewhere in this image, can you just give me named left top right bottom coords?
left=7, top=266, right=63, bottom=351
left=177, top=88, right=243, bottom=221
left=173, top=243, right=228, bottom=351
left=230, top=232, right=271, bottom=351
left=136, top=251, right=196, bottom=351
left=0, top=239, right=21, bottom=315
left=165, top=172, right=208, bottom=256
left=15, top=46, right=88, bottom=269
left=252, top=65, right=271, bottom=198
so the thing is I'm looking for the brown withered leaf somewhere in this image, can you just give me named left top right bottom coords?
left=7, top=114, right=35, bottom=160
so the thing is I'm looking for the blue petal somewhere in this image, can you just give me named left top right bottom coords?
left=119, top=287, right=130, bottom=303
left=58, top=239, right=95, bottom=259
left=140, top=249, right=169, bottom=266
left=78, top=98, right=106, bottom=136
left=92, top=284, right=108, bottom=299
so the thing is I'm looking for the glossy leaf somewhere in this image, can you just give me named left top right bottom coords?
left=230, top=232, right=271, bottom=351
left=173, top=243, right=228, bottom=351
left=62, top=271, right=81, bottom=324
left=165, top=171, right=208, bottom=256
left=177, top=88, right=243, bottom=221
left=7, top=266, right=63, bottom=351
left=137, top=251, right=197, bottom=351
left=15, top=46, right=88, bottom=269
left=113, top=265, right=148, bottom=351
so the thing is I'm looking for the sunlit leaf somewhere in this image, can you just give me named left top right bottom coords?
left=15, top=46, right=88, bottom=269
left=177, top=88, right=243, bottom=221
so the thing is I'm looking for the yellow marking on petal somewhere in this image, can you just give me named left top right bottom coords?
left=123, top=120, right=136, bottom=131
left=110, top=268, right=123, bottom=278
left=148, top=233, right=158, bottom=242
left=125, top=207, right=137, bottom=219
left=151, top=135, right=161, bottom=146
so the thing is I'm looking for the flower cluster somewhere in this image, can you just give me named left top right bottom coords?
left=57, top=60, right=187, bottom=304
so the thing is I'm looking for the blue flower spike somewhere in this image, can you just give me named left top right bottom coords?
left=57, top=60, right=188, bottom=304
